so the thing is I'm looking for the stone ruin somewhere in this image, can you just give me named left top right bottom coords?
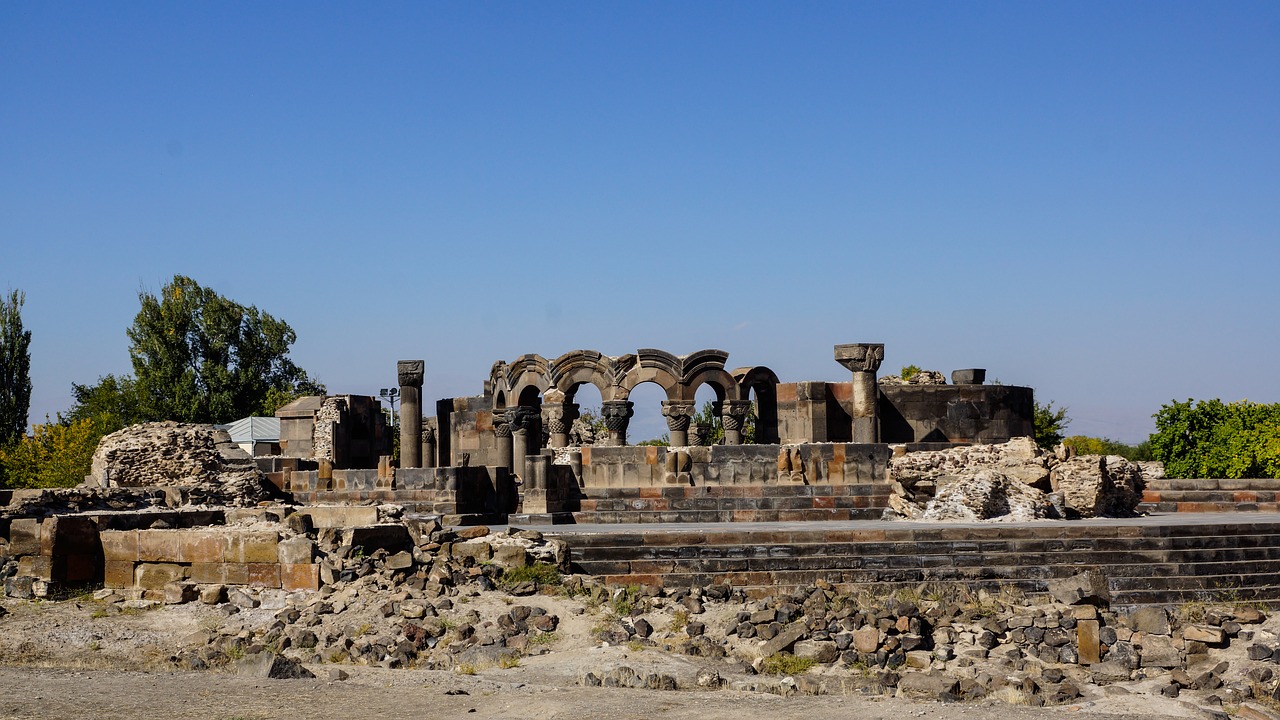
left=885, top=437, right=1157, bottom=521
left=0, top=341, right=1159, bottom=608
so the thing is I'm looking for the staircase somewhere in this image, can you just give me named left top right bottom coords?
left=551, top=516, right=1280, bottom=608
left=1140, top=478, right=1280, bottom=513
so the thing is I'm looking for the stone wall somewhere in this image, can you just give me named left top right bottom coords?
left=99, top=527, right=320, bottom=595
left=773, top=381, right=1034, bottom=445
left=442, top=395, right=501, bottom=468
left=572, top=443, right=892, bottom=489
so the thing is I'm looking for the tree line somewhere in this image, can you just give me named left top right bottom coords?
left=0, top=276, right=323, bottom=489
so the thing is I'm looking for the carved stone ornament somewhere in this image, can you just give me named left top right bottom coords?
left=661, top=401, right=696, bottom=432
left=541, top=403, right=578, bottom=435
left=493, top=414, right=513, bottom=439
left=397, top=360, right=425, bottom=387
left=601, top=401, right=635, bottom=432
left=721, top=400, right=752, bottom=432
left=506, top=406, right=540, bottom=435
left=834, top=343, right=885, bottom=374
left=421, top=427, right=436, bottom=443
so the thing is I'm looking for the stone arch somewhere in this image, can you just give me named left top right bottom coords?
left=548, top=350, right=620, bottom=403
left=488, top=360, right=510, bottom=411
left=678, top=350, right=741, bottom=403
left=733, top=366, right=781, bottom=444
left=505, top=353, right=550, bottom=406
left=620, top=349, right=682, bottom=401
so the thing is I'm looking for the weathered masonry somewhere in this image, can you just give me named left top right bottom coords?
left=269, top=343, right=1034, bottom=523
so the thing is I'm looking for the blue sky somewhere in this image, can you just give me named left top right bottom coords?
left=2, top=2, right=1277, bottom=443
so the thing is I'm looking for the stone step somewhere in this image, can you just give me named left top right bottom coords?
left=1146, top=478, right=1280, bottom=491
left=552, top=521, right=1280, bottom=607
left=566, top=508, right=884, bottom=524
left=1139, top=501, right=1280, bottom=513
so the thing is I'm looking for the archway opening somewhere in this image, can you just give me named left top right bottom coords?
left=627, top=381, right=668, bottom=445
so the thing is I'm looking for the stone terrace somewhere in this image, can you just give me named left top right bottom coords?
left=546, top=512, right=1280, bottom=609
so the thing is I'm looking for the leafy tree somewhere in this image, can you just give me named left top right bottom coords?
left=127, top=275, right=323, bottom=424
left=0, top=416, right=108, bottom=489
left=65, top=374, right=145, bottom=433
left=1063, top=435, right=1153, bottom=461
left=900, top=364, right=922, bottom=382
left=1033, top=400, right=1070, bottom=449
left=1151, top=399, right=1280, bottom=479
left=0, top=289, right=32, bottom=445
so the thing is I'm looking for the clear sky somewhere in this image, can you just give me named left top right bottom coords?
left=3, top=2, right=1278, bottom=444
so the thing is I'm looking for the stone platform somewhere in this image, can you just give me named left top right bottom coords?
left=1140, top=478, right=1280, bottom=513
left=544, top=512, right=1280, bottom=609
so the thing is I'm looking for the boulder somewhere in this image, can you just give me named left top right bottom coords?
left=1050, top=455, right=1145, bottom=518
left=234, top=652, right=316, bottom=679
left=922, top=470, right=1053, bottom=521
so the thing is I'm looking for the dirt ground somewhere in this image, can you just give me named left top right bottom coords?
left=0, top=594, right=1231, bottom=720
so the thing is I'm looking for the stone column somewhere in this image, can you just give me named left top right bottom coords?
left=541, top=403, right=578, bottom=449
left=834, top=343, right=884, bottom=443
left=721, top=400, right=753, bottom=445
left=508, top=406, right=540, bottom=477
left=600, top=400, right=634, bottom=446
left=493, top=413, right=513, bottom=473
left=661, top=401, right=696, bottom=446
left=421, top=427, right=437, bottom=469
left=397, top=360, right=424, bottom=468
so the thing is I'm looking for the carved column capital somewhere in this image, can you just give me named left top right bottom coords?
left=397, top=359, right=425, bottom=387
left=493, top=413, right=513, bottom=439
left=661, top=401, right=696, bottom=432
left=600, top=401, right=635, bottom=432
left=540, top=402, right=578, bottom=436
left=721, top=400, right=752, bottom=432
left=834, top=343, right=885, bottom=374
left=506, top=406, right=540, bottom=436
left=421, top=427, right=436, bottom=444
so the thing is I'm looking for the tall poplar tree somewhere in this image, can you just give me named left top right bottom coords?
left=0, top=289, right=32, bottom=445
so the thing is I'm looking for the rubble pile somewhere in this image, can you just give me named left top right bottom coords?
left=888, top=438, right=1154, bottom=521
left=88, top=422, right=275, bottom=507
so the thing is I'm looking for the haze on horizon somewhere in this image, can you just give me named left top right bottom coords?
left=2, top=2, right=1278, bottom=445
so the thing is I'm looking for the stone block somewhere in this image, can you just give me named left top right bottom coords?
left=104, top=560, right=135, bottom=589
left=222, top=562, right=250, bottom=585
left=755, top=622, right=807, bottom=658
left=852, top=626, right=880, bottom=653
left=276, top=537, right=315, bottom=565
left=453, top=540, right=493, bottom=562
left=1077, top=619, right=1101, bottom=664
left=137, top=530, right=181, bottom=563
left=280, top=563, right=320, bottom=591
left=17, top=555, right=51, bottom=581
left=905, top=650, right=933, bottom=668
left=163, top=581, right=198, bottom=604
left=5, top=575, right=34, bottom=599
left=135, top=563, right=185, bottom=589
left=179, top=531, right=226, bottom=564
left=99, top=530, right=139, bottom=563
left=227, top=531, right=280, bottom=564
left=1183, top=625, right=1226, bottom=645
left=8, top=518, right=40, bottom=556
left=342, top=524, right=412, bottom=553
left=794, top=640, right=839, bottom=664
left=188, top=563, right=225, bottom=584
left=247, top=563, right=281, bottom=588
left=1136, top=633, right=1180, bottom=668
left=1129, top=607, right=1171, bottom=635
left=492, top=544, right=528, bottom=568
left=896, top=673, right=959, bottom=700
